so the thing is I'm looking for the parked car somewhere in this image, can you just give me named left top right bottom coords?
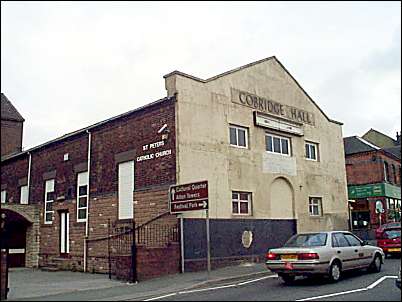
left=265, top=231, right=385, bottom=284
left=376, top=226, right=401, bottom=258
left=397, top=266, right=401, bottom=289
left=375, top=222, right=401, bottom=239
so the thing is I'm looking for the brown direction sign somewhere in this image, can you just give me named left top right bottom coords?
left=170, top=180, right=208, bottom=214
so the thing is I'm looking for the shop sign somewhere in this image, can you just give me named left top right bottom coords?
left=169, top=181, right=208, bottom=214
left=348, top=183, right=401, bottom=199
left=348, top=184, right=384, bottom=199
left=384, top=183, right=401, bottom=199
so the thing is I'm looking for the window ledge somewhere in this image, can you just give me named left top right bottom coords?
left=230, top=145, right=248, bottom=150
left=231, top=214, right=253, bottom=218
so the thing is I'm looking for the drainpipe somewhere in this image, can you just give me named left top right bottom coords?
left=83, top=130, right=92, bottom=272
left=27, top=152, right=32, bottom=203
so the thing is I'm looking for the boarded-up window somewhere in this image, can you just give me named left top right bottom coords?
left=20, top=185, right=28, bottom=204
left=118, top=161, right=134, bottom=220
left=1, top=190, right=6, bottom=203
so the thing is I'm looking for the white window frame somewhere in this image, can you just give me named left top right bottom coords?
left=265, top=133, right=291, bottom=156
left=44, top=179, right=55, bottom=224
left=1, top=190, right=6, bottom=204
left=118, top=160, right=134, bottom=220
left=60, top=212, right=70, bottom=254
left=232, top=191, right=252, bottom=216
left=77, top=171, right=88, bottom=222
left=309, top=197, right=323, bottom=217
left=305, top=141, right=318, bottom=161
left=20, top=185, right=28, bottom=204
left=229, top=125, right=248, bottom=149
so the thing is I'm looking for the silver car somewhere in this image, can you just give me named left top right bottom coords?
left=265, top=231, right=385, bottom=284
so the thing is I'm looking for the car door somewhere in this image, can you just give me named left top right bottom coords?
left=343, top=233, right=368, bottom=268
left=332, top=232, right=354, bottom=270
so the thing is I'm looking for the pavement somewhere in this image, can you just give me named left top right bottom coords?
left=6, top=261, right=272, bottom=301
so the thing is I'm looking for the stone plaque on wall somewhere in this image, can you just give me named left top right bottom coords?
left=262, top=152, right=297, bottom=176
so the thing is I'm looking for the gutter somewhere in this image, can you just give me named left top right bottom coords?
left=84, top=130, right=92, bottom=272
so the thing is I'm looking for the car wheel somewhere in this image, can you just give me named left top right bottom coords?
left=281, top=274, right=296, bottom=284
left=368, top=254, right=382, bottom=273
left=328, top=262, right=341, bottom=282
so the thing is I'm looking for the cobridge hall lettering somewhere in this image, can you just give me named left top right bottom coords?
left=231, top=88, right=315, bottom=126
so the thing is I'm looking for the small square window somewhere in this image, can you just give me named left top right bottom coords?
left=265, top=133, right=290, bottom=156
left=232, top=191, right=251, bottom=215
left=229, top=125, right=248, bottom=149
left=309, top=197, right=323, bottom=216
left=305, top=142, right=318, bottom=161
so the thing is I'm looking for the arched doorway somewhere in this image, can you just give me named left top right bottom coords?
left=269, top=177, right=295, bottom=219
left=0, top=209, right=32, bottom=267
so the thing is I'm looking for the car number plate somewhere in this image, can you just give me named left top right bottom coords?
left=281, top=254, right=297, bottom=261
left=388, top=248, right=401, bottom=252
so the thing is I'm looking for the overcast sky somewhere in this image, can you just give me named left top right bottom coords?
left=1, top=1, right=401, bottom=150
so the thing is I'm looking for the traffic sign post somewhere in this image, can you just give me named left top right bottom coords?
left=169, top=181, right=208, bottom=214
left=169, top=181, right=210, bottom=275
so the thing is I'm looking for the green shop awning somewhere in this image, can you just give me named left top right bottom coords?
left=348, top=183, right=401, bottom=200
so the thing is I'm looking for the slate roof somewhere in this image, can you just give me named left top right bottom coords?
left=343, top=136, right=380, bottom=155
left=1, top=95, right=175, bottom=162
left=344, top=135, right=401, bottom=161
left=1, top=93, right=25, bottom=122
left=383, top=145, right=401, bottom=160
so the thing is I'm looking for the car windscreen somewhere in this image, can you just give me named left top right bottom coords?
left=284, top=233, right=328, bottom=247
left=383, top=229, right=401, bottom=239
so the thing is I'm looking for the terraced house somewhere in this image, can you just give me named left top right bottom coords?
left=1, top=56, right=349, bottom=279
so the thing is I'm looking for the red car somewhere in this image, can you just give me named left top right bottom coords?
left=376, top=223, right=401, bottom=257
left=375, top=222, right=401, bottom=238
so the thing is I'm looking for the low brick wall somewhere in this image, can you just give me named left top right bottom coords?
left=137, top=243, right=180, bottom=280
left=85, top=243, right=181, bottom=281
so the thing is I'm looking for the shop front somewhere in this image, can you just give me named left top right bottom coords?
left=348, top=183, right=401, bottom=238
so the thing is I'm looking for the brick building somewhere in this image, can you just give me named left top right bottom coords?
left=1, top=96, right=179, bottom=278
left=1, top=57, right=350, bottom=278
left=1, top=93, right=24, bottom=157
left=344, top=132, right=401, bottom=239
